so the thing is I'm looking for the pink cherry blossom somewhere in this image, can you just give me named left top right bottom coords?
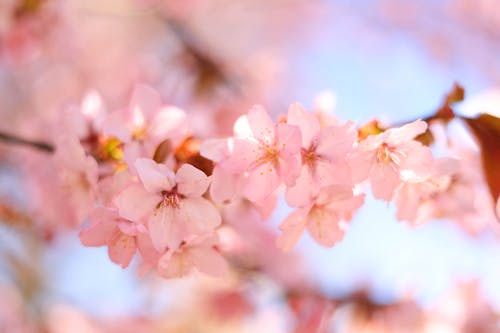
left=277, top=185, right=365, bottom=251
left=102, top=84, right=189, bottom=169
left=157, top=233, right=228, bottom=278
left=104, top=84, right=188, bottom=145
left=212, top=105, right=302, bottom=203
left=115, top=158, right=221, bottom=252
left=285, top=103, right=357, bottom=207
left=53, top=134, right=99, bottom=223
left=79, top=207, right=145, bottom=268
left=395, top=157, right=460, bottom=225
left=348, top=120, right=433, bottom=201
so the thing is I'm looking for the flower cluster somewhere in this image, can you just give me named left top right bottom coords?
left=54, top=84, right=465, bottom=279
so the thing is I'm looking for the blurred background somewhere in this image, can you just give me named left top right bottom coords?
left=1, top=0, right=500, bottom=332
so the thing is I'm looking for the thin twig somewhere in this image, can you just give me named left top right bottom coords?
left=0, top=132, right=54, bottom=153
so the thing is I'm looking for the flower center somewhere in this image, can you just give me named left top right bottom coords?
left=161, top=189, right=181, bottom=209
left=376, top=143, right=393, bottom=163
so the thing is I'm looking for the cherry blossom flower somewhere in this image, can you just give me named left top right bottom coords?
left=157, top=233, right=228, bottom=278
left=115, top=158, right=221, bottom=252
left=395, top=157, right=459, bottom=225
left=285, top=103, right=357, bottom=207
left=210, top=105, right=302, bottom=203
left=53, top=134, right=98, bottom=223
left=104, top=84, right=188, bottom=144
left=102, top=84, right=189, bottom=169
left=349, top=120, right=433, bottom=201
left=277, top=185, right=365, bottom=251
left=79, top=207, right=146, bottom=268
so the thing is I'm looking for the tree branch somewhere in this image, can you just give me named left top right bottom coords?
left=0, top=132, right=54, bottom=153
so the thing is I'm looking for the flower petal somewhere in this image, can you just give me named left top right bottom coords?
left=108, top=230, right=137, bottom=268
left=176, top=164, right=210, bottom=197
left=157, top=251, right=191, bottom=278
left=306, top=208, right=343, bottom=247
left=370, top=162, right=401, bottom=201
left=287, top=103, right=320, bottom=148
left=149, top=106, right=188, bottom=143
left=115, top=184, right=157, bottom=222
left=285, top=166, right=316, bottom=207
left=276, top=208, right=308, bottom=252
left=189, top=247, right=228, bottom=277
left=181, top=197, right=221, bottom=234
left=247, top=105, right=275, bottom=144
left=316, top=122, right=356, bottom=159
left=135, top=158, right=175, bottom=193
left=79, top=208, right=117, bottom=247
left=149, top=204, right=181, bottom=252
left=385, top=120, right=427, bottom=144
left=243, top=162, right=280, bottom=203
left=129, top=84, right=162, bottom=120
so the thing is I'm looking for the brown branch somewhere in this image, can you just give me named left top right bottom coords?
left=0, top=132, right=54, bottom=153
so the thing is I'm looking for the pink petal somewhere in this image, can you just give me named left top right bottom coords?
left=176, top=164, right=210, bottom=197
left=200, top=138, right=230, bottom=162
left=53, top=135, right=88, bottom=172
left=276, top=123, right=302, bottom=186
left=220, top=138, right=259, bottom=173
left=115, top=184, right=158, bottom=222
left=157, top=251, right=191, bottom=278
left=385, top=120, right=427, bottom=144
left=285, top=166, right=316, bottom=207
left=108, top=231, right=137, bottom=268
left=247, top=105, right=275, bottom=144
left=395, top=184, right=420, bottom=222
left=314, top=159, right=352, bottom=187
left=181, top=197, right=221, bottom=234
left=316, top=123, right=356, bottom=159
left=102, top=112, right=130, bottom=142
left=129, top=84, right=162, bottom=120
left=117, top=220, right=142, bottom=236
left=135, top=158, right=175, bottom=193
left=306, top=208, right=343, bottom=247
left=189, top=247, right=228, bottom=277
left=209, top=166, right=241, bottom=203
left=434, top=158, right=460, bottom=176
left=370, top=162, right=401, bottom=201
left=348, top=150, right=374, bottom=184
left=243, top=162, right=280, bottom=203
left=287, top=103, right=320, bottom=148
left=136, top=232, right=161, bottom=265
left=316, top=184, right=359, bottom=208
left=149, top=106, right=188, bottom=142
left=149, top=205, right=182, bottom=252
left=79, top=208, right=117, bottom=247
left=276, top=123, right=302, bottom=157
left=122, top=142, right=142, bottom=174
left=399, top=141, right=434, bottom=173
left=276, top=208, right=308, bottom=252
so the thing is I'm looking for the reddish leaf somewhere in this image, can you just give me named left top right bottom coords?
left=462, top=113, right=500, bottom=206
left=414, top=128, right=435, bottom=146
left=445, top=82, right=465, bottom=105
left=174, top=137, right=214, bottom=176
left=153, top=139, right=172, bottom=163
